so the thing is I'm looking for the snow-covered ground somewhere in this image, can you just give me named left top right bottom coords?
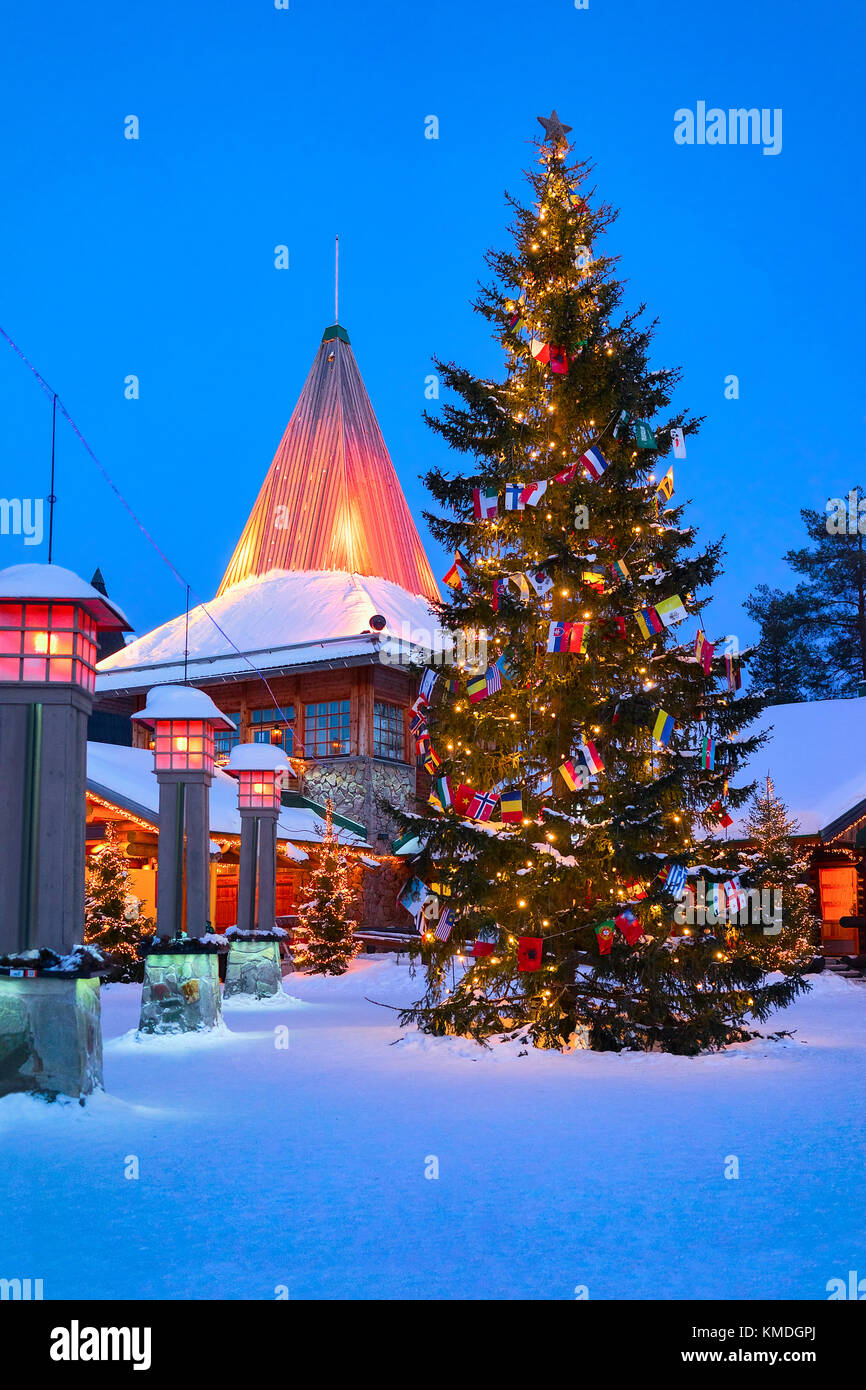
left=1, top=958, right=864, bottom=1301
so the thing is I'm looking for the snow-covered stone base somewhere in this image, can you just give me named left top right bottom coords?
left=0, top=975, right=102, bottom=1099
left=224, top=938, right=283, bottom=999
left=138, top=950, right=222, bottom=1035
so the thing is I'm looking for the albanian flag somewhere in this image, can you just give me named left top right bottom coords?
left=518, top=936, right=543, bottom=971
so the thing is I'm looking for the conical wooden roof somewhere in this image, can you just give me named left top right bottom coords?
left=218, top=325, right=438, bottom=601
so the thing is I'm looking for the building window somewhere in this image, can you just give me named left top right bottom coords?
left=305, top=700, right=350, bottom=757
left=249, top=705, right=294, bottom=752
left=373, top=700, right=404, bottom=761
left=214, top=715, right=241, bottom=765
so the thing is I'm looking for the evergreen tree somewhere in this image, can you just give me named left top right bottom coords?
left=746, top=490, right=866, bottom=701
left=735, top=777, right=821, bottom=972
left=294, top=802, right=360, bottom=975
left=84, top=824, right=155, bottom=981
left=395, top=113, right=806, bottom=1054
left=742, top=584, right=825, bottom=704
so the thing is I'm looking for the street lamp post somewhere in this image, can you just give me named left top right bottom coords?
left=223, top=743, right=291, bottom=999
left=0, top=563, right=130, bottom=1098
left=132, top=684, right=234, bottom=1034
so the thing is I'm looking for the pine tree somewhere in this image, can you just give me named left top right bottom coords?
left=742, top=583, right=825, bottom=704
left=84, top=824, right=155, bottom=981
left=395, top=113, right=807, bottom=1054
left=735, top=777, right=821, bottom=972
left=747, top=490, right=866, bottom=700
left=294, top=802, right=360, bottom=975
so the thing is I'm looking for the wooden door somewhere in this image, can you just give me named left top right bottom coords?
left=819, top=866, right=859, bottom=949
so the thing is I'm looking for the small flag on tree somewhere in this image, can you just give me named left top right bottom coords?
left=492, top=578, right=508, bottom=612
left=611, top=558, right=630, bottom=584
left=467, top=789, right=498, bottom=822
left=453, top=784, right=475, bottom=814
left=418, top=668, right=438, bottom=703
left=659, top=863, right=687, bottom=897
left=443, top=550, right=470, bottom=589
left=505, top=483, right=526, bottom=511
left=581, top=445, right=609, bottom=481
left=495, top=648, right=519, bottom=681
left=527, top=566, right=554, bottom=596
left=472, top=940, right=496, bottom=958
left=656, top=594, right=688, bottom=627
left=546, top=620, right=587, bottom=653
left=700, top=735, right=715, bottom=770
left=518, top=936, right=543, bottom=971
left=634, top=420, right=657, bottom=448
left=707, top=799, right=733, bottom=830
left=473, top=487, right=499, bottom=520
left=694, top=630, right=714, bottom=675
left=433, top=775, right=453, bottom=810
left=655, top=466, right=674, bottom=501
left=613, top=410, right=630, bottom=438
left=529, top=338, right=550, bottom=363
left=652, top=709, right=675, bottom=747
left=671, top=427, right=686, bottom=459
left=580, top=740, right=604, bottom=775
left=549, top=345, right=569, bottom=375
left=554, top=461, right=578, bottom=484
left=520, top=480, right=548, bottom=507
left=637, top=605, right=664, bottom=638
left=467, top=673, right=490, bottom=703
left=614, top=908, right=643, bottom=945
left=500, top=789, right=523, bottom=823
left=595, top=921, right=615, bottom=954
left=484, top=665, right=503, bottom=696
left=725, top=654, right=742, bottom=692
left=434, top=907, right=456, bottom=942
left=559, top=759, right=589, bottom=791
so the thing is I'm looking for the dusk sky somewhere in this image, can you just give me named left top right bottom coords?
left=1, top=0, right=863, bottom=645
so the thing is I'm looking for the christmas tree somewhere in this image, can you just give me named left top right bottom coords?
left=736, top=777, right=821, bottom=972
left=395, top=111, right=807, bottom=1054
left=294, top=802, right=360, bottom=975
left=84, top=824, right=155, bottom=981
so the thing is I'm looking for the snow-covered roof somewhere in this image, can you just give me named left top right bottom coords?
left=727, top=697, right=866, bottom=839
left=0, top=562, right=131, bottom=630
left=96, top=570, right=439, bottom=694
left=226, top=743, right=293, bottom=774
left=131, top=683, right=235, bottom=729
left=86, top=742, right=368, bottom=851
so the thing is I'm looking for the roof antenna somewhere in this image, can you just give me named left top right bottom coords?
left=183, top=584, right=190, bottom=684
left=335, top=234, right=339, bottom=324
left=47, top=393, right=57, bottom=563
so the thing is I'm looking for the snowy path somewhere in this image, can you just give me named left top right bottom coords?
left=1, top=958, right=864, bottom=1301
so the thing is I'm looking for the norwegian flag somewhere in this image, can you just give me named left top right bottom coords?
left=467, top=789, right=498, bottom=822
left=409, top=708, right=428, bottom=737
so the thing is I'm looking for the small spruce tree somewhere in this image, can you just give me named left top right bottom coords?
left=294, top=802, right=360, bottom=975
left=736, top=777, right=821, bottom=972
left=84, top=824, right=155, bottom=981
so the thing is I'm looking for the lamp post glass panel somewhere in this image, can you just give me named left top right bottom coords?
left=0, top=601, right=99, bottom=689
left=153, top=720, right=215, bottom=774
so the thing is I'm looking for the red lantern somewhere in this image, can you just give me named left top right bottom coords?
left=0, top=576, right=127, bottom=691
left=226, top=743, right=291, bottom=812
left=132, top=685, right=234, bottom=776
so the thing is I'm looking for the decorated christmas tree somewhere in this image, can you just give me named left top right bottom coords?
left=395, top=111, right=807, bottom=1054
left=84, top=824, right=155, bottom=981
left=294, top=802, right=360, bottom=975
left=735, top=776, right=821, bottom=972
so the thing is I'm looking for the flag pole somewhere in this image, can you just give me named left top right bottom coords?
left=335, top=235, right=339, bottom=323
left=48, top=393, right=57, bottom=563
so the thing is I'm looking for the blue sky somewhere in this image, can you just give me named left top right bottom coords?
left=0, top=0, right=863, bottom=645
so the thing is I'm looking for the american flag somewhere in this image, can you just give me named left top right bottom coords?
left=485, top=664, right=503, bottom=695
left=434, top=907, right=456, bottom=942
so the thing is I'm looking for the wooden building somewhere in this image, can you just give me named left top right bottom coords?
left=91, top=323, right=441, bottom=932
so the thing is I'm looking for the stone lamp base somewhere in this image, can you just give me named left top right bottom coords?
left=224, top=930, right=286, bottom=1000
left=0, top=953, right=104, bottom=1100
left=138, top=939, right=225, bottom=1035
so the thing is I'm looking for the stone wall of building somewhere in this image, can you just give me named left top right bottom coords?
left=303, top=757, right=415, bottom=848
